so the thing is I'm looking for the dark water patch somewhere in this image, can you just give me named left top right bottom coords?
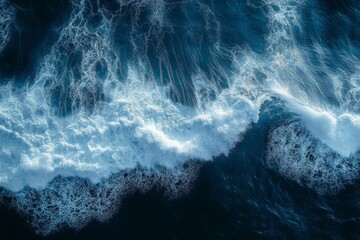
left=298, top=0, right=360, bottom=47
left=0, top=194, right=37, bottom=240
left=211, top=0, right=268, bottom=55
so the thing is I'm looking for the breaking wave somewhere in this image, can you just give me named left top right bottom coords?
left=0, top=0, right=359, bottom=235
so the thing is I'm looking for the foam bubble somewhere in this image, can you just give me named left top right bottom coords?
left=267, top=121, right=360, bottom=194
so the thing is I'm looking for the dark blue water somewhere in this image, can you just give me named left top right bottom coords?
left=0, top=0, right=360, bottom=239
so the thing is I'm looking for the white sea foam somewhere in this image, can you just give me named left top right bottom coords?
left=0, top=65, right=262, bottom=191
left=0, top=0, right=267, bottom=191
left=0, top=0, right=359, bottom=235
left=0, top=0, right=267, bottom=234
left=0, top=53, right=263, bottom=192
left=5, top=162, right=202, bottom=235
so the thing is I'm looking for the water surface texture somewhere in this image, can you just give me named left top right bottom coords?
left=0, top=0, right=359, bottom=239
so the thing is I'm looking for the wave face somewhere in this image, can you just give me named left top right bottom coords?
left=0, top=0, right=359, bottom=235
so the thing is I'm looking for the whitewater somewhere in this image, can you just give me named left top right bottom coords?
left=0, top=0, right=359, bottom=235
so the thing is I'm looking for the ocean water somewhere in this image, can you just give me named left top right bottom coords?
left=0, top=0, right=359, bottom=239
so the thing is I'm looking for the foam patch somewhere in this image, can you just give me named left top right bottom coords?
left=1, top=161, right=201, bottom=235
left=266, top=121, right=360, bottom=194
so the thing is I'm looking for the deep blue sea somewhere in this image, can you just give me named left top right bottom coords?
left=0, top=0, right=359, bottom=239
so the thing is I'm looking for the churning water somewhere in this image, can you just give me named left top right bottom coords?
left=0, top=0, right=359, bottom=238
